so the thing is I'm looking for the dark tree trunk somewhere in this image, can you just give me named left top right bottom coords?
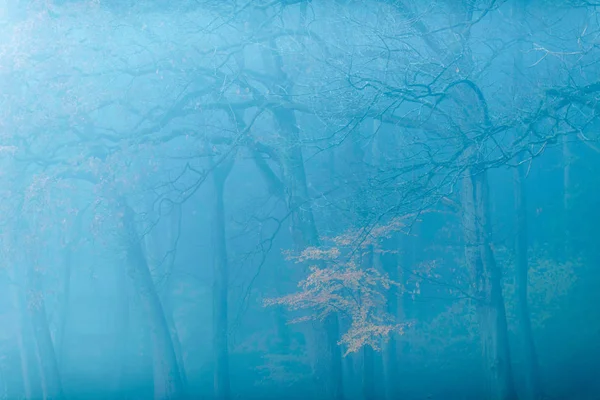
left=266, top=101, right=342, bottom=400
left=462, top=168, right=517, bottom=400
left=249, top=6, right=343, bottom=397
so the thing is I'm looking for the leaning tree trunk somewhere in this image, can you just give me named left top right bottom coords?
left=143, top=208, right=188, bottom=391
left=120, top=200, right=183, bottom=400
left=462, top=166, right=517, bottom=400
left=166, top=207, right=188, bottom=388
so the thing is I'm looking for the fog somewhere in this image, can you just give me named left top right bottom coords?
left=0, top=1, right=599, bottom=399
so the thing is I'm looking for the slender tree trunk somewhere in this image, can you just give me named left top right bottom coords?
left=5, top=229, right=33, bottom=400
left=462, top=168, right=517, bottom=400
left=362, top=346, right=375, bottom=400
left=562, top=135, right=573, bottom=260
left=164, top=295, right=187, bottom=391
left=10, top=276, right=32, bottom=399
left=380, top=239, right=400, bottom=400
left=121, top=201, right=183, bottom=400
left=272, top=251, right=292, bottom=350
left=56, top=245, right=72, bottom=370
left=143, top=209, right=188, bottom=391
left=511, top=3, right=542, bottom=396
left=211, top=160, right=233, bottom=400
left=360, top=247, right=376, bottom=400
left=342, top=328, right=357, bottom=398
left=27, top=260, right=63, bottom=400
left=114, top=259, right=131, bottom=397
left=514, top=161, right=542, bottom=400
left=165, top=208, right=188, bottom=389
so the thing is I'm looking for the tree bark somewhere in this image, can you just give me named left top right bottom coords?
left=380, top=240, right=400, bottom=400
left=211, top=159, right=233, bottom=400
left=143, top=209, right=188, bottom=392
left=27, top=260, right=64, bottom=400
left=562, top=134, right=573, bottom=260
left=120, top=201, right=183, bottom=400
left=56, top=245, right=72, bottom=371
left=511, top=3, right=542, bottom=397
left=275, top=106, right=343, bottom=400
left=462, top=167, right=517, bottom=400
left=10, top=274, right=33, bottom=399
left=248, top=6, right=343, bottom=397
left=362, top=345, right=375, bottom=400
left=114, top=259, right=131, bottom=397
left=165, top=208, right=188, bottom=390
left=360, top=246, right=376, bottom=400
left=514, top=161, right=542, bottom=400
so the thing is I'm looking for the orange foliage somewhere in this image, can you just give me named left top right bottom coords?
left=266, top=216, right=414, bottom=355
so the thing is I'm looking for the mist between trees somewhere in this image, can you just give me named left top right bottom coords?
left=0, top=0, right=599, bottom=399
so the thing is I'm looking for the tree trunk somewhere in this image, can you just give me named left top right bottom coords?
left=362, top=346, right=375, bottom=400
left=143, top=209, right=188, bottom=391
left=274, top=106, right=343, bottom=400
left=164, top=295, right=187, bottom=391
left=121, top=201, right=183, bottom=400
left=56, top=245, right=72, bottom=370
left=272, top=250, right=292, bottom=350
left=251, top=6, right=343, bottom=396
left=27, top=260, right=63, bottom=400
left=562, top=134, right=573, bottom=260
left=510, top=2, right=542, bottom=396
left=381, top=240, right=400, bottom=400
left=514, top=162, right=542, bottom=400
left=10, top=275, right=33, bottom=399
left=211, top=160, right=233, bottom=400
left=165, top=208, right=188, bottom=389
left=5, top=229, right=33, bottom=400
left=360, top=246, right=376, bottom=400
left=462, top=168, right=517, bottom=400
left=114, top=260, right=131, bottom=397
